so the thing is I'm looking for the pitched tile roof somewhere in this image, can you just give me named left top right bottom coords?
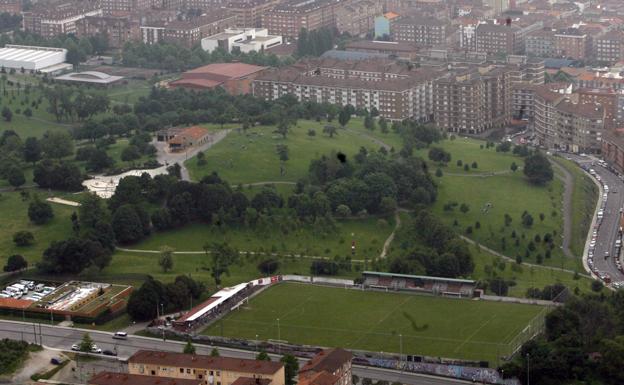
left=129, top=351, right=284, bottom=375
left=89, top=372, right=202, bottom=385
left=299, top=348, right=352, bottom=375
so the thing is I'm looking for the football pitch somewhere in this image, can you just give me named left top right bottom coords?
left=202, top=283, right=547, bottom=364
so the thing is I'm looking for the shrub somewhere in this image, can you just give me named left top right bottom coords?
left=13, top=231, right=34, bottom=246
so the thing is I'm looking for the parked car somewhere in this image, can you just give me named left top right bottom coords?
left=103, top=349, right=117, bottom=356
left=112, top=331, right=127, bottom=340
left=71, top=344, right=80, bottom=351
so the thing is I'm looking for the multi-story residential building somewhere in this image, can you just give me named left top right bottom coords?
left=434, top=65, right=517, bottom=134
left=554, top=29, right=590, bottom=60
left=101, top=0, right=150, bottom=13
left=483, top=0, right=509, bottom=15
left=335, top=0, right=381, bottom=37
left=253, top=58, right=438, bottom=121
left=76, top=15, right=140, bottom=49
left=533, top=86, right=605, bottom=153
left=22, top=1, right=103, bottom=38
left=128, top=350, right=285, bottom=385
left=391, top=16, right=448, bottom=46
left=602, top=132, right=624, bottom=175
left=475, top=22, right=542, bottom=55
left=0, top=0, right=21, bottom=15
left=594, top=31, right=624, bottom=65
left=578, top=87, right=617, bottom=129
left=298, top=349, right=353, bottom=385
left=344, top=40, right=419, bottom=61
left=89, top=372, right=202, bottom=385
left=225, top=0, right=281, bottom=28
left=525, top=29, right=555, bottom=57
left=261, top=0, right=337, bottom=40
left=142, top=12, right=237, bottom=47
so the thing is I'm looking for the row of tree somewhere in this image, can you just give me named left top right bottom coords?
left=127, top=275, right=205, bottom=321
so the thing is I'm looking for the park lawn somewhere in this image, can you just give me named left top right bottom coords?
left=125, top=216, right=394, bottom=259
left=101, top=79, right=152, bottom=105
left=343, top=117, right=404, bottom=150
left=105, top=139, right=156, bottom=169
left=185, top=119, right=393, bottom=184
left=415, top=137, right=519, bottom=174
left=101, top=251, right=360, bottom=291
left=552, top=157, right=598, bottom=258
left=0, top=190, right=75, bottom=268
left=469, top=244, right=594, bottom=297
left=430, top=168, right=576, bottom=269
left=202, top=282, right=545, bottom=364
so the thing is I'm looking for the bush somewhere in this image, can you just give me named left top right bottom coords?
left=13, top=231, right=34, bottom=246
left=310, top=260, right=339, bottom=275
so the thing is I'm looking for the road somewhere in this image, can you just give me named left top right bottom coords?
left=563, top=154, right=624, bottom=285
left=0, top=320, right=471, bottom=385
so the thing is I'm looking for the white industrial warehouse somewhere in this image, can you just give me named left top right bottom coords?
left=0, top=44, right=68, bottom=71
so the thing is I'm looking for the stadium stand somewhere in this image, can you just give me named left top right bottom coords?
left=362, top=271, right=477, bottom=297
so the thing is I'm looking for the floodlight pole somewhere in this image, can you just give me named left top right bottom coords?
left=526, top=353, right=530, bottom=385
left=399, top=334, right=403, bottom=373
left=255, top=334, right=259, bottom=352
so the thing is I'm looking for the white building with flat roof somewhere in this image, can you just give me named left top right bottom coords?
left=201, top=28, right=282, bottom=53
left=0, top=44, right=67, bottom=71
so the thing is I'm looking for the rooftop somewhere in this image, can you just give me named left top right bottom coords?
left=299, top=348, right=353, bottom=375
left=186, top=62, right=267, bottom=78
left=55, top=71, right=124, bottom=84
left=361, top=271, right=476, bottom=284
left=129, top=351, right=284, bottom=375
left=90, top=372, right=202, bottom=385
left=0, top=45, right=66, bottom=63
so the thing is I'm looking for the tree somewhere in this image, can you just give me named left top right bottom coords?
left=523, top=152, right=553, bottom=185
left=511, top=162, right=518, bottom=172
left=3, top=254, right=27, bottom=272
left=364, top=115, right=376, bottom=131
left=28, top=198, right=54, bottom=224
left=121, top=145, right=142, bottom=162
left=42, top=131, right=74, bottom=159
left=379, top=117, right=388, bottom=133
left=159, top=246, right=174, bottom=273
left=127, top=276, right=167, bottom=321
left=112, top=204, right=145, bottom=244
left=256, top=350, right=271, bottom=361
left=276, top=144, right=289, bottom=176
left=13, top=231, right=34, bottom=247
left=7, top=167, right=24, bottom=189
left=338, top=107, right=351, bottom=128
left=323, top=125, right=337, bottom=138
left=592, top=280, right=603, bottom=292
left=428, top=147, right=451, bottom=164
left=205, top=242, right=238, bottom=287
left=522, top=213, right=534, bottom=228
left=258, top=259, right=280, bottom=275
left=210, top=348, right=220, bottom=357
left=281, top=354, right=299, bottom=385
left=276, top=119, right=290, bottom=139
left=23, top=137, right=41, bottom=165
left=1, top=106, right=12, bottom=122
left=183, top=339, right=196, bottom=354
left=459, top=203, right=470, bottom=214
left=79, top=333, right=94, bottom=352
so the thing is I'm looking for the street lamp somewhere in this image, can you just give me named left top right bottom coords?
left=255, top=334, right=259, bottom=352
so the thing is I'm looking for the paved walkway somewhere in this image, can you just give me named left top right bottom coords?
left=550, top=159, right=574, bottom=259
left=154, top=129, right=230, bottom=181
left=379, top=211, right=401, bottom=259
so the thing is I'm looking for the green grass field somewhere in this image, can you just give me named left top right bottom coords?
left=185, top=119, right=401, bottom=184
left=0, top=191, right=75, bottom=267
left=129, top=216, right=393, bottom=258
left=203, top=282, right=545, bottom=363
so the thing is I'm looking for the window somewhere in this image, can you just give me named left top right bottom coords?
left=151, top=371, right=156, bottom=376
left=216, top=371, right=221, bottom=376
left=187, top=369, right=191, bottom=374
left=210, top=371, right=214, bottom=375
left=180, top=368, right=184, bottom=373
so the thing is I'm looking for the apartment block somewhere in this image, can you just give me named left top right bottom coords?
left=525, top=29, right=555, bottom=57
left=253, top=58, right=438, bottom=121
left=261, top=0, right=337, bottom=39
left=101, top=0, right=150, bottom=13
left=602, top=132, right=624, bottom=175
left=298, top=349, right=353, bottom=385
left=391, top=16, right=448, bottom=46
left=142, top=12, right=237, bottom=47
left=76, top=15, right=140, bottom=49
left=128, top=350, right=285, bottom=385
left=475, top=23, right=515, bottom=55
left=0, top=0, right=21, bottom=14
left=22, top=1, right=103, bottom=38
left=225, top=0, right=281, bottom=28
left=554, top=30, right=590, bottom=60
left=577, top=87, right=617, bottom=129
left=533, top=86, right=605, bottom=153
left=594, top=31, right=624, bottom=65
left=335, top=0, right=381, bottom=37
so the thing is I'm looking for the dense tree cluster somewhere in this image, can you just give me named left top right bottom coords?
left=44, top=86, right=110, bottom=122
left=524, top=151, right=553, bottom=185
left=502, top=292, right=624, bottom=385
left=122, top=41, right=293, bottom=72
left=296, top=27, right=337, bottom=57
left=0, top=339, right=31, bottom=375
left=126, top=275, right=205, bottom=321
left=305, top=150, right=437, bottom=214
left=387, top=210, right=474, bottom=278
left=33, top=158, right=83, bottom=191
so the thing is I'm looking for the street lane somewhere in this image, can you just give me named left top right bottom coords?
left=563, top=154, right=624, bottom=285
left=0, top=320, right=471, bottom=385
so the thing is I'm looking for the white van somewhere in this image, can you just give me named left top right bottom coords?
left=112, top=331, right=128, bottom=340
